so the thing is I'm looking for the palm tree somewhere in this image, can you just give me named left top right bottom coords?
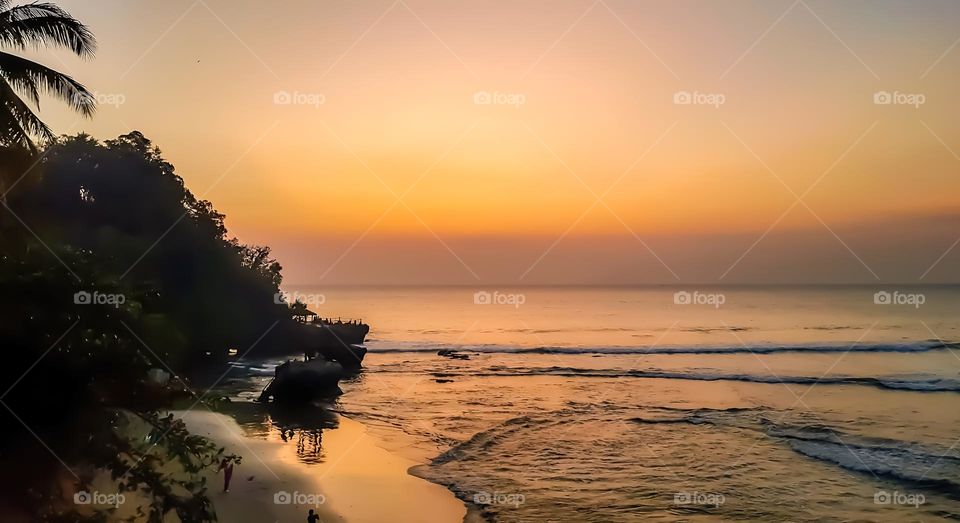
left=0, top=1, right=96, bottom=151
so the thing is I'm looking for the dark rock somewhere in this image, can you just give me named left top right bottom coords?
left=437, top=349, right=469, bottom=360
left=257, top=358, right=346, bottom=404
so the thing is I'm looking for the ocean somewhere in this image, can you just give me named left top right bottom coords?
left=245, top=285, right=960, bottom=521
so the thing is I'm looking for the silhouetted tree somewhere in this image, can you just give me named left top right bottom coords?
left=0, top=1, right=96, bottom=149
left=0, top=132, right=290, bottom=521
left=0, top=1, right=96, bottom=207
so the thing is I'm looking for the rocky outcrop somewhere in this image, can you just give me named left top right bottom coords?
left=257, top=359, right=346, bottom=403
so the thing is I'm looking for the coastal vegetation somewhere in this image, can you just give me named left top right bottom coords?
left=0, top=3, right=304, bottom=520
left=0, top=129, right=303, bottom=520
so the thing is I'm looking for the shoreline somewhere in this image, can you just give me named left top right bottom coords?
left=179, top=409, right=466, bottom=523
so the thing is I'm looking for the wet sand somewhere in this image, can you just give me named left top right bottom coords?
left=179, top=410, right=466, bottom=523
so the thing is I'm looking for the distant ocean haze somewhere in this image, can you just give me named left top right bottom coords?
left=285, top=284, right=960, bottom=350
left=266, top=211, right=960, bottom=285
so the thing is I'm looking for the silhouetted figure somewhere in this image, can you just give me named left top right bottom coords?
left=218, top=458, right=234, bottom=492
left=307, top=508, right=320, bottom=523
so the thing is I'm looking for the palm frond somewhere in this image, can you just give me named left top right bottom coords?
left=0, top=76, right=51, bottom=148
left=1, top=56, right=36, bottom=105
left=0, top=2, right=96, bottom=57
left=0, top=50, right=95, bottom=116
left=0, top=104, right=31, bottom=149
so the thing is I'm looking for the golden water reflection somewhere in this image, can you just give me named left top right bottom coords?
left=225, top=401, right=339, bottom=466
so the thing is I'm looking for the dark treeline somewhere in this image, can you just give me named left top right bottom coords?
left=0, top=2, right=303, bottom=519
left=0, top=132, right=304, bottom=521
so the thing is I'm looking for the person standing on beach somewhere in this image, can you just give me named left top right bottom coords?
left=307, top=509, right=320, bottom=523
left=218, top=458, right=234, bottom=492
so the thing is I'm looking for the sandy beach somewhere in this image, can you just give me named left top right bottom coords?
left=179, top=410, right=466, bottom=523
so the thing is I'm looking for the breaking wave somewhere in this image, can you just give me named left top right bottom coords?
left=411, top=365, right=960, bottom=393
left=766, top=422, right=960, bottom=495
left=622, top=408, right=960, bottom=496
left=367, top=339, right=957, bottom=356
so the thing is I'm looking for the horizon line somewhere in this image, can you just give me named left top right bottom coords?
left=282, top=282, right=960, bottom=288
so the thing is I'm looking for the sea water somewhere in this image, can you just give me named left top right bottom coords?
left=292, top=285, right=960, bottom=521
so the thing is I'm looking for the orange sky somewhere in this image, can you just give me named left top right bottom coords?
left=27, top=0, right=960, bottom=283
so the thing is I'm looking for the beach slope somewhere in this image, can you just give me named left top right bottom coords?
left=180, top=410, right=465, bottom=523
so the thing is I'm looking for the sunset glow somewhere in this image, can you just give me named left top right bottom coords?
left=28, top=0, right=960, bottom=283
